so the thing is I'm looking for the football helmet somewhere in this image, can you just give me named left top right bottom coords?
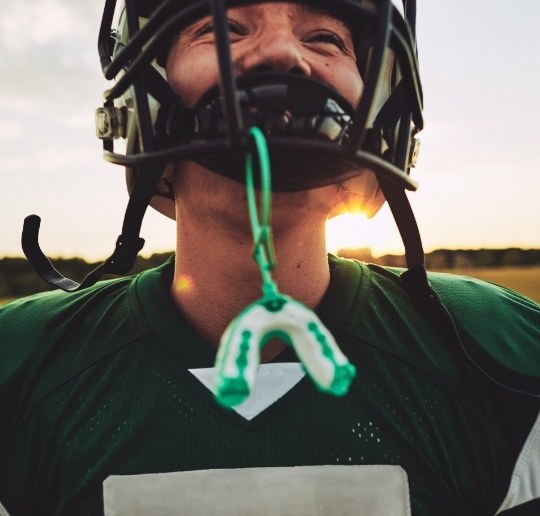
left=98, top=0, right=422, bottom=217
left=24, top=0, right=430, bottom=305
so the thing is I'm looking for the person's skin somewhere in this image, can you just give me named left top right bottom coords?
left=167, top=2, right=364, bottom=359
left=166, top=3, right=362, bottom=108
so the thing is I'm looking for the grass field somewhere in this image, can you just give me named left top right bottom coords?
left=1, top=266, right=539, bottom=306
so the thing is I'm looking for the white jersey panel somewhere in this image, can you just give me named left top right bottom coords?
left=104, top=465, right=411, bottom=516
left=189, top=363, right=305, bottom=420
left=496, top=410, right=540, bottom=514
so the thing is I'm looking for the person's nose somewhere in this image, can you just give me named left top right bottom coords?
left=235, top=28, right=311, bottom=75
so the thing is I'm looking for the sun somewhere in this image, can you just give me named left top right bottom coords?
left=325, top=210, right=404, bottom=257
left=326, top=213, right=370, bottom=254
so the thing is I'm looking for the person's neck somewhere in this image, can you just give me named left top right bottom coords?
left=170, top=211, right=330, bottom=361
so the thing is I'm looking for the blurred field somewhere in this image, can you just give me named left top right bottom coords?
left=430, top=265, right=540, bottom=303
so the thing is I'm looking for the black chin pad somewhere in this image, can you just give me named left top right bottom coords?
left=191, top=73, right=355, bottom=145
left=161, top=73, right=366, bottom=190
left=196, top=72, right=355, bottom=121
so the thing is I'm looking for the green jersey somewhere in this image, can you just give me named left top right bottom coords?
left=0, top=256, right=538, bottom=515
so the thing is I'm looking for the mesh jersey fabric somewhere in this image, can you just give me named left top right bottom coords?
left=0, top=255, right=539, bottom=515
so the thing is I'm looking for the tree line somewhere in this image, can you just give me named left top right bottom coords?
left=338, top=247, right=540, bottom=269
left=1, top=248, right=540, bottom=299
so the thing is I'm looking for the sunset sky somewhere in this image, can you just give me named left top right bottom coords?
left=1, top=0, right=539, bottom=261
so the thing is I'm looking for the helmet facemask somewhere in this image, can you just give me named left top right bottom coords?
left=99, top=0, right=423, bottom=218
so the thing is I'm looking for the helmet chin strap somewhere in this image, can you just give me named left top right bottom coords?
left=21, top=158, right=165, bottom=292
left=377, top=176, right=443, bottom=316
left=22, top=57, right=164, bottom=292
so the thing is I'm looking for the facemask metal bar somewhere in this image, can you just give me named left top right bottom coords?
left=211, top=0, right=245, bottom=148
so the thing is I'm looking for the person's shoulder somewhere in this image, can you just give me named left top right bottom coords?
left=425, top=269, right=540, bottom=316
left=0, top=270, right=151, bottom=375
left=359, top=259, right=539, bottom=313
left=340, top=259, right=540, bottom=392
left=330, top=255, right=539, bottom=318
left=427, top=270, right=540, bottom=393
left=0, top=256, right=174, bottom=346
left=0, top=274, right=134, bottom=335
left=0, top=265, right=168, bottom=414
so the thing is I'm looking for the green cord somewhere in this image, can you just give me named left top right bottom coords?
left=245, top=127, right=278, bottom=298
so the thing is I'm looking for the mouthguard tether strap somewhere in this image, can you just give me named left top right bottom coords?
left=214, top=127, right=356, bottom=408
